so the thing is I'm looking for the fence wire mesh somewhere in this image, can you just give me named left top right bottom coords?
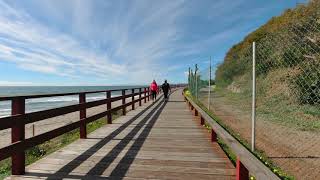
left=188, top=17, right=320, bottom=180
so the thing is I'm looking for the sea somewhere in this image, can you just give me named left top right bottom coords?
left=0, top=86, right=144, bottom=117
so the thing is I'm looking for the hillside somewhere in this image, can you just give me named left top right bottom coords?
left=216, top=0, right=320, bottom=106
left=212, top=1, right=320, bottom=179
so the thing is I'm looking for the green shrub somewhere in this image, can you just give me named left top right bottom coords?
left=293, top=61, right=320, bottom=105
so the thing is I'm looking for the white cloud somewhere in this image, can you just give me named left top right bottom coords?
left=0, top=1, right=128, bottom=79
left=0, top=0, right=191, bottom=84
left=0, top=0, right=281, bottom=84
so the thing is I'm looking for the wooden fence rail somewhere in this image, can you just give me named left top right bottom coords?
left=0, top=87, right=153, bottom=175
left=0, top=84, right=185, bottom=175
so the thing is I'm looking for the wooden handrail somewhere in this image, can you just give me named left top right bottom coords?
left=183, top=93, right=280, bottom=180
left=0, top=85, right=185, bottom=175
left=0, top=87, right=148, bottom=101
left=0, top=86, right=153, bottom=175
left=0, top=90, right=148, bottom=131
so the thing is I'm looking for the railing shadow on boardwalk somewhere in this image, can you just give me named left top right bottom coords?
left=26, top=95, right=167, bottom=179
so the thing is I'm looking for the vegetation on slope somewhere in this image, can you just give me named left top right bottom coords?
left=215, top=0, right=320, bottom=132
left=216, top=0, right=320, bottom=106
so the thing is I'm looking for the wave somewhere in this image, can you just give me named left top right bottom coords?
left=0, top=94, right=121, bottom=118
left=0, top=108, right=10, bottom=112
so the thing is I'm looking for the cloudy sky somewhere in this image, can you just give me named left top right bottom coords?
left=0, top=0, right=306, bottom=86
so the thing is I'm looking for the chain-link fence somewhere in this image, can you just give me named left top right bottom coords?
left=188, top=17, right=320, bottom=180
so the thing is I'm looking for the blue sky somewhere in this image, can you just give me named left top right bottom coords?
left=0, top=0, right=307, bottom=86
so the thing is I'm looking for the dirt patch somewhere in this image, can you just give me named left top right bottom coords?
left=207, top=94, right=320, bottom=180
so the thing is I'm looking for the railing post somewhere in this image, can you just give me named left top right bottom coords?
left=131, top=89, right=135, bottom=110
left=144, top=88, right=147, bottom=103
left=139, top=88, right=142, bottom=106
left=79, top=93, right=87, bottom=139
left=32, top=124, right=35, bottom=137
left=147, top=87, right=150, bottom=101
left=11, top=97, right=25, bottom=175
left=194, top=109, right=198, bottom=116
left=200, top=116, right=205, bottom=125
left=236, top=158, right=249, bottom=180
left=122, top=90, right=126, bottom=115
left=211, top=128, right=217, bottom=142
left=107, top=91, right=112, bottom=124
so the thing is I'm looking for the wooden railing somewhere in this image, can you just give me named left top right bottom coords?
left=0, top=87, right=156, bottom=175
left=183, top=92, right=280, bottom=180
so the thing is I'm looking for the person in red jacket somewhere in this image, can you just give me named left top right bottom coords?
left=150, top=80, right=158, bottom=102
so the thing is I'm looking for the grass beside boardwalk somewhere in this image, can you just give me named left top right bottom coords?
left=214, top=86, right=320, bottom=132
left=0, top=110, right=121, bottom=180
left=184, top=89, right=294, bottom=180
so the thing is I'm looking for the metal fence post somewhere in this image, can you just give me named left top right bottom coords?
left=252, top=41, right=256, bottom=151
left=11, top=97, right=25, bottom=175
left=107, top=91, right=112, bottom=124
left=195, top=64, right=198, bottom=100
left=208, top=57, right=211, bottom=110
left=79, top=93, right=87, bottom=139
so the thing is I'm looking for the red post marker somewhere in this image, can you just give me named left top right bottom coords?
left=79, top=93, right=87, bottom=139
left=11, top=98, right=25, bottom=175
left=211, top=128, right=217, bottom=142
left=131, top=89, right=135, bottom=110
left=122, top=90, right=126, bottom=115
left=236, top=158, right=249, bottom=180
left=107, top=91, right=112, bottom=124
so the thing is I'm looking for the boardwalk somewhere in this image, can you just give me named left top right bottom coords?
left=8, top=89, right=235, bottom=180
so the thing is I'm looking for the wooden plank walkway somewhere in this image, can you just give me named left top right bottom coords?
left=8, top=89, right=235, bottom=180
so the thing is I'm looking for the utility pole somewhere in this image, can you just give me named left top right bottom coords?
left=195, top=64, right=198, bottom=100
left=251, top=42, right=256, bottom=151
left=208, top=57, right=211, bottom=110
left=188, top=67, right=191, bottom=90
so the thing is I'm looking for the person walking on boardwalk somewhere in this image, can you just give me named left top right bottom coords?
left=162, top=80, right=171, bottom=100
left=150, top=80, right=158, bottom=102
